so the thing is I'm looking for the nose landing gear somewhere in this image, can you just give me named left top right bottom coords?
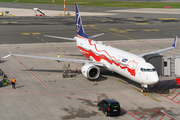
left=141, top=82, right=148, bottom=93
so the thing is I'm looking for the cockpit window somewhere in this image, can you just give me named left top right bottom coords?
left=140, top=68, right=156, bottom=72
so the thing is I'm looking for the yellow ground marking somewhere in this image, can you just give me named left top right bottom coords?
left=89, top=25, right=95, bottom=27
left=11, top=22, right=17, bottom=23
left=124, top=29, right=136, bottom=32
left=142, top=29, right=151, bottom=32
left=90, top=26, right=179, bottom=51
left=51, top=44, right=54, bottom=46
left=108, top=20, right=114, bottom=22
left=135, top=23, right=149, bottom=25
left=91, top=26, right=134, bottom=40
left=118, top=79, right=126, bottom=84
left=2, top=22, right=9, bottom=23
left=76, top=58, right=79, bottom=59
left=135, top=19, right=147, bottom=22
left=132, top=87, right=142, bottom=93
left=37, top=37, right=40, bottom=39
left=69, top=54, right=73, bottom=56
left=101, top=20, right=107, bottom=22
left=170, top=107, right=175, bottom=110
left=149, top=94, right=161, bottom=102
left=108, top=28, right=119, bottom=32
left=151, top=29, right=160, bottom=32
left=41, top=39, right=44, bottom=41
left=137, top=91, right=161, bottom=102
left=83, top=25, right=87, bottom=27
left=56, top=47, right=60, bottom=49
left=46, top=42, right=48, bottom=44
left=164, top=33, right=168, bottom=34
left=5, top=14, right=14, bottom=16
left=158, top=18, right=179, bottom=20
left=21, top=33, right=30, bottom=35
left=63, top=51, right=66, bottom=53
left=118, top=30, right=127, bottom=33
left=32, top=33, right=41, bottom=35
left=127, top=18, right=136, bottom=21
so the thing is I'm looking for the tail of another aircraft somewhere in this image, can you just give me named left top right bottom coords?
left=75, top=4, right=89, bottom=39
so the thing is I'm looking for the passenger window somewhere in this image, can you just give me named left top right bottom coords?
left=140, top=68, right=144, bottom=72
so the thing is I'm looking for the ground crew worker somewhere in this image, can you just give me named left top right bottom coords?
left=3, top=77, right=7, bottom=86
left=58, top=54, right=60, bottom=62
left=12, top=77, right=16, bottom=89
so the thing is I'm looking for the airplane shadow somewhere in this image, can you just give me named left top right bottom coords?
left=100, top=68, right=142, bottom=88
left=148, top=79, right=179, bottom=94
left=19, top=68, right=179, bottom=94
left=99, top=68, right=180, bottom=94
left=0, top=60, right=8, bottom=63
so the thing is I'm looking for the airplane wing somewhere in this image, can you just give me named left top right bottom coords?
left=3, top=53, right=106, bottom=67
left=138, top=36, right=177, bottom=57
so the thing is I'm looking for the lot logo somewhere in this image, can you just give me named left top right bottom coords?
left=122, top=58, right=128, bottom=63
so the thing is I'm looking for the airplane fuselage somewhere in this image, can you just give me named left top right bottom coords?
left=76, top=36, right=159, bottom=85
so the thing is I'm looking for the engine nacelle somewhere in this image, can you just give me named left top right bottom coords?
left=81, top=63, right=100, bottom=79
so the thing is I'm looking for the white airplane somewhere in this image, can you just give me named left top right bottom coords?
left=4, top=4, right=177, bottom=90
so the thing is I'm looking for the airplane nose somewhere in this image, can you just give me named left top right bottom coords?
left=151, top=73, right=159, bottom=84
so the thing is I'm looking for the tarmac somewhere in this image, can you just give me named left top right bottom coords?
left=0, top=2, right=180, bottom=120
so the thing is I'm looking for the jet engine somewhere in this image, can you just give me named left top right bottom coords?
left=81, top=63, right=100, bottom=79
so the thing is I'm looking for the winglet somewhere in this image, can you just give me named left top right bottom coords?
left=172, top=36, right=177, bottom=48
left=75, top=3, right=89, bottom=39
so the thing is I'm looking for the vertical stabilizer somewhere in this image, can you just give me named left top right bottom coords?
left=75, top=4, right=89, bottom=39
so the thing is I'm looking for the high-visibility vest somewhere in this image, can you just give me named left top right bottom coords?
left=12, top=79, right=16, bottom=83
left=3, top=77, right=6, bottom=82
left=58, top=55, right=60, bottom=58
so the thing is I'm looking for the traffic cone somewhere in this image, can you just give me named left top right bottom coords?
left=94, top=80, right=97, bottom=85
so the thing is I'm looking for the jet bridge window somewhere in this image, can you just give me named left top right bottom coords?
left=140, top=68, right=156, bottom=72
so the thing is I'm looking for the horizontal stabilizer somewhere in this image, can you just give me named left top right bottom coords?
left=44, top=35, right=75, bottom=41
left=89, top=33, right=104, bottom=39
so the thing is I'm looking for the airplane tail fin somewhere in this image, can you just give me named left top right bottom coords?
left=75, top=4, right=89, bottom=39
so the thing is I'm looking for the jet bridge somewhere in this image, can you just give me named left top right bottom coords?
left=143, top=54, right=163, bottom=76
left=143, top=54, right=180, bottom=77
